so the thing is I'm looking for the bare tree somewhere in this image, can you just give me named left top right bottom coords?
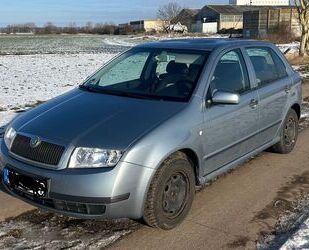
left=85, top=22, right=94, bottom=33
left=3, top=23, right=36, bottom=34
left=66, top=22, right=78, bottom=34
left=92, top=22, right=117, bottom=34
left=157, top=2, right=182, bottom=23
left=43, top=22, right=58, bottom=34
left=294, top=0, right=309, bottom=56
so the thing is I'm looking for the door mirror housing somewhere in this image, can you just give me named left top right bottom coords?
left=212, top=91, right=240, bottom=105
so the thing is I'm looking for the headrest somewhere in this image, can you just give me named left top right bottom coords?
left=215, top=62, right=241, bottom=78
left=189, top=64, right=200, bottom=73
left=166, top=61, right=188, bottom=74
left=250, top=56, right=267, bottom=70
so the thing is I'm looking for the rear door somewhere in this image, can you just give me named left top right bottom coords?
left=202, top=48, right=259, bottom=175
left=244, top=47, right=290, bottom=146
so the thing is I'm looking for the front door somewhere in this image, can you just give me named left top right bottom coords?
left=202, top=49, right=259, bottom=176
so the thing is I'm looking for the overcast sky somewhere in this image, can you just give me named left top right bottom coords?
left=0, top=0, right=228, bottom=26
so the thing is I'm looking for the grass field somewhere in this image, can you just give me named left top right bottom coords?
left=0, top=34, right=134, bottom=55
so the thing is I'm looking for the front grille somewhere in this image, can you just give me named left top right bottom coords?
left=11, top=134, right=65, bottom=166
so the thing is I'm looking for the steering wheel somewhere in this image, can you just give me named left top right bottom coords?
left=176, top=79, right=194, bottom=96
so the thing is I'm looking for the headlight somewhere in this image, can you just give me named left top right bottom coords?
left=4, top=126, right=17, bottom=150
left=68, top=147, right=123, bottom=168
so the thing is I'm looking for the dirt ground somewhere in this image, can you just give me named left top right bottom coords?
left=110, top=84, right=309, bottom=249
left=111, top=122, right=309, bottom=250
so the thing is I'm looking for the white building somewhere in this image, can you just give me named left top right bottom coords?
left=229, top=0, right=289, bottom=5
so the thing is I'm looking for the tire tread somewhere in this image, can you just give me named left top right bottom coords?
left=271, top=109, right=299, bottom=154
left=143, top=152, right=193, bottom=229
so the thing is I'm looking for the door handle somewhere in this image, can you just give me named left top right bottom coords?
left=249, top=99, right=258, bottom=109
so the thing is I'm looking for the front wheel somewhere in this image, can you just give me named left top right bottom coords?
left=143, top=152, right=195, bottom=230
left=271, top=109, right=299, bottom=154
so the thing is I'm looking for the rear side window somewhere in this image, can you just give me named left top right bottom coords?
left=271, top=49, right=288, bottom=79
left=246, top=47, right=288, bottom=86
left=209, top=49, right=250, bottom=94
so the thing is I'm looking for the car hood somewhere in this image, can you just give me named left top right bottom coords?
left=12, top=89, right=186, bottom=150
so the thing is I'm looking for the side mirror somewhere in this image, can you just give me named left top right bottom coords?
left=212, top=91, right=240, bottom=105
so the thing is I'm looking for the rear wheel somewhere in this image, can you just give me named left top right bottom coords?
left=271, top=109, right=299, bottom=154
left=143, top=152, right=195, bottom=230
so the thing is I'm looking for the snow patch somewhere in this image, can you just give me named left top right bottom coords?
left=0, top=210, right=139, bottom=249
left=0, top=111, right=17, bottom=127
left=103, top=37, right=137, bottom=47
left=0, top=53, right=116, bottom=111
left=277, top=42, right=300, bottom=55
left=280, top=218, right=309, bottom=249
left=292, top=65, right=309, bottom=80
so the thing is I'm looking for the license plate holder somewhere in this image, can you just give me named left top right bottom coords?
left=2, top=167, right=48, bottom=199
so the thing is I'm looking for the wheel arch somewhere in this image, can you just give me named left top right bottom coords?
left=142, top=148, right=199, bottom=227
left=150, top=148, right=201, bottom=189
left=179, top=148, right=201, bottom=186
left=291, top=103, right=301, bottom=120
left=141, top=147, right=201, bottom=217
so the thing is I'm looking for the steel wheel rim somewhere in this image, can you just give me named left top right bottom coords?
left=284, top=117, right=296, bottom=146
left=162, top=172, right=188, bottom=219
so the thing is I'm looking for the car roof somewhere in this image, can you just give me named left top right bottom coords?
left=135, top=38, right=273, bottom=51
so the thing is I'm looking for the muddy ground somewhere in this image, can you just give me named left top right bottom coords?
left=0, top=210, right=140, bottom=249
left=256, top=175, right=309, bottom=249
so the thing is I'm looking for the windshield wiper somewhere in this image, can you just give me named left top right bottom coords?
left=79, top=85, right=97, bottom=92
left=79, top=85, right=186, bottom=102
left=105, top=91, right=187, bottom=102
left=102, top=89, right=161, bottom=100
left=79, top=85, right=158, bottom=100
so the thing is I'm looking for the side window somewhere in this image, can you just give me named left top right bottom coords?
left=270, top=50, right=288, bottom=79
left=246, top=47, right=288, bottom=86
left=209, top=49, right=250, bottom=95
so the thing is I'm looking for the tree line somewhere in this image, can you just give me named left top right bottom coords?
left=1, top=1, right=307, bottom=56
left=0, top=2, right=183, bottom=36
left=0, top=22, right=119, bottom=35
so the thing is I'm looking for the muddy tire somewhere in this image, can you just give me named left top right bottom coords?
left=143, top=152, right=195, bottom=230
left=271, top=109, right=299, bottom=154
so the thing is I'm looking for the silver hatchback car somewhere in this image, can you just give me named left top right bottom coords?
left=0, top=39, right=302, bottom=229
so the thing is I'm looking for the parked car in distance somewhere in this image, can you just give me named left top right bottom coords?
left=0, top=39, right=302, bottom=230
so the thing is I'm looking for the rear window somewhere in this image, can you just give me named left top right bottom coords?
left=245, top=47, right=288, bottom=86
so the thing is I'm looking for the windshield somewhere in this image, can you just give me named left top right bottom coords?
left=81, top=48, right=209, bottom=102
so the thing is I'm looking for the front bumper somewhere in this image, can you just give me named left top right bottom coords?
left=0, top=140, right=154, bottom=219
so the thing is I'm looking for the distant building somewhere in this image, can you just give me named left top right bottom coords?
left=122, top=5, right=297, bottom=35
left=243, top=7, right=301, bottom=38
left=118, top=23, right=128, bottom=29
left=230, top=0, right=289, bottom=6
left=172, top=9, right=200, bottom=32
left=129, top=20, right=165, bottom=33
left=118, top=23, right=131, bottom=34
left=192, top=5, right=260, bottom=33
